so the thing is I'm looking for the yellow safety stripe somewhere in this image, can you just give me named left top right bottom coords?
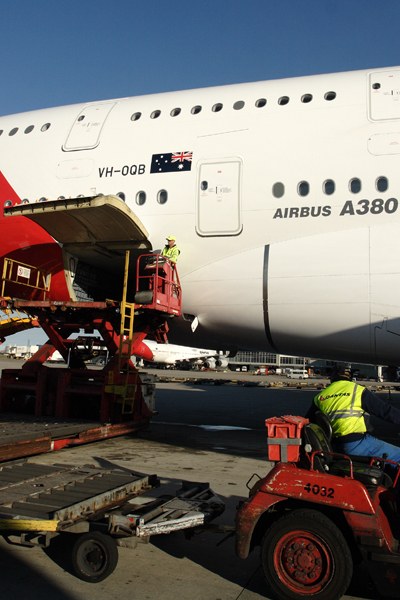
left=0, top=519, right=60, bottom=531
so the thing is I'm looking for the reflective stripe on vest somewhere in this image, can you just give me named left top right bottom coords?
left=313, top=380, right=366, bottom=437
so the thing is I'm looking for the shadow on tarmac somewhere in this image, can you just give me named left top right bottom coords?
left=0, top=536, right=78, bottom=600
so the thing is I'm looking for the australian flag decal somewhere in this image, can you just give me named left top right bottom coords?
left=151, top=151, right=193, bottom=174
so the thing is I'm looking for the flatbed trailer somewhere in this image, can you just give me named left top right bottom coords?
left=0, top=459, right=225, bottom=583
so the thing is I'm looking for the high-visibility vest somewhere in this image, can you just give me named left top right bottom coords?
left=161, top=245, right=180, bottom=263
left=313, top=380, right=366, bottom=438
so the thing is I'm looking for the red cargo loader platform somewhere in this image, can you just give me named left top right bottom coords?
left=0, top=253, right=181, bottom=461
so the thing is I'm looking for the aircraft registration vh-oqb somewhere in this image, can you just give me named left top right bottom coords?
left=0, top=66, right=399, bottom=366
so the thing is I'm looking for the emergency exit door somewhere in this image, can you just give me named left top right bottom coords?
left=196, top=158, right=242, bottom=236
left=63, top=103, right=116, bottom=151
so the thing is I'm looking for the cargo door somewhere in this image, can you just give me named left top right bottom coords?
left=196, top=158, right=242, bottom=236
left=63, top=103, right=116, bottom=151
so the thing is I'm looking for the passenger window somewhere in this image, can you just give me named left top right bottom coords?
left=41, top=123, right=51, bottom=132
left=278, top=96, right=289, bottom=105
left=255, top=98, right=267, bottom=108
left=9, top=128, right=18, bottom=136
left=323, top=180, right=335, bottom=195
left=157, top=190, right=168, bottom=204
left=301, top=94, right=313, bottom=103
left=150, top=110, right=161, bottom=119
left=376, top=176, right=388, bottom=192
left=131, top=112, right=141, bottom=121
left=3, top=200, right=12, bottom=207
left=78, top=115, right=85, bottom=122
left=136, top=191, right=146, bottom=205
left=117, top=192, right=126, bottom=202
left=272, top=182, right=285, bottom=198
left=324, top=92, right=336, bottom=101
left=212, top=103, right=223, bottom=112
left=298, top=181, right=309, bottom=196
left=372, top=83, right=381, bottom=90
left=191, top=105, right=202, bottom=114
left=21, top=199, right=30, bottom=204
left=24, top=125, right=34, bottom=134
left=0, top=130, right=3, bottom=136
left=350, top=178, right=361, bottom=193
left=201, top=181, right=208, bottom=191
left=170, top=108, right=181, bottom=117
left=233, top=101, right=245, bottom=110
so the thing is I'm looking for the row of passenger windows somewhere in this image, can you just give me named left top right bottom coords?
left=0, top=90, right=338, bottom=137
left=3, top=176, right=390, bottom=207
left=272, top=176, right=389, bottom=198
left=0, top=123, right=50, bottom=137
left=130, top=91, right=337, bottom=121
left=3, top=190, right=168, bottom=207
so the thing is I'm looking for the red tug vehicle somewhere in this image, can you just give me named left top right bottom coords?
left=235, top=414, right=400, bottom=600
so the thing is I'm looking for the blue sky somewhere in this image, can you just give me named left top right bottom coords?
left=1, top=0, right=400, bottom=117
left=3, top=0, right=400, bottom=346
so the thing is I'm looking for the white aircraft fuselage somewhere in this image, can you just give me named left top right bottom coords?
left=1, top=66, right=400, bottom=365
left=132, top=339, right=219, bottom=366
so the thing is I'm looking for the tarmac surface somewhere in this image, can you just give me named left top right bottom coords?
left=0, top=361, right=398, bottom=599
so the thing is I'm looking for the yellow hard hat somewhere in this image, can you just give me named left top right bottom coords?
left=166, top=235, right=176, bottom=241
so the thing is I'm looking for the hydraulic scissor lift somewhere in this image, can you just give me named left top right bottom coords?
left=0, top=253, right=181, bottom=460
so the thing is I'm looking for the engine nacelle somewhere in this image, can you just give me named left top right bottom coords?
left=204, top=358, right=216, bottom=369
left=215, top=358, right=229, bottom=368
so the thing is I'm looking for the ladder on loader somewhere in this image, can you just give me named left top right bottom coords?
left=107, top=251, right=138, bottom=415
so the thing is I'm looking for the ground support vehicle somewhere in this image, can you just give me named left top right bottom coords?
left=235, top=415, right=400, bottom=600
left=0, top=252, right=181, bottom=460
left=0, top=459, right=224, bottom=583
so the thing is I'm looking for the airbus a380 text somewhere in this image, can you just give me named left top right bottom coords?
left=1, top=66, right=400, bottom=366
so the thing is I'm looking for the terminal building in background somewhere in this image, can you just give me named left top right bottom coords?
left=228, top=351, right=385, bottom=379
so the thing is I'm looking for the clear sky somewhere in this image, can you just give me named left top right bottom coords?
left=3, top=0, right=400, bottom=346
left=1, top=0, right=400, bottom=117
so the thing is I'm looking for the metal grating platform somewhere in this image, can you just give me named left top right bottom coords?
left=0, top=461, right=156, bottom=522
left=0, top=414, right=102, bottom=445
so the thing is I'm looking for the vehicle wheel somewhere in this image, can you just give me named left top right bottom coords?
left=261, top=509, right=352, bottom=600
left=71, top=532, right=118, bottom=583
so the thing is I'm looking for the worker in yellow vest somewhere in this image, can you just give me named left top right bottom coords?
left=306, top=365, right=400, bottom=464
left=161, top=235, right=180, bottom=264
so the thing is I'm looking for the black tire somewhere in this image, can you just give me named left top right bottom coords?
left=261, top=509, right=352, bottom=600
left=71, top=531, right=118, bottom=583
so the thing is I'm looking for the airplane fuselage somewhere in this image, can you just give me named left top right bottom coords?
left=1, top=66, right=400, bottom=364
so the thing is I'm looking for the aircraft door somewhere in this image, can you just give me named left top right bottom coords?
left=63, top=103, right=116, bottom=151
left=196, top=158, right=242, bottom=236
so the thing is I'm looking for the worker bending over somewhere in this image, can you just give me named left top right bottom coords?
left=161, top=235, right=180, bottom=263
left=306, top=365, right=400, bottom=465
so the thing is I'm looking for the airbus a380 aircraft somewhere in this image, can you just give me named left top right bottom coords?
left=0, top=66, right=400, bottom=366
